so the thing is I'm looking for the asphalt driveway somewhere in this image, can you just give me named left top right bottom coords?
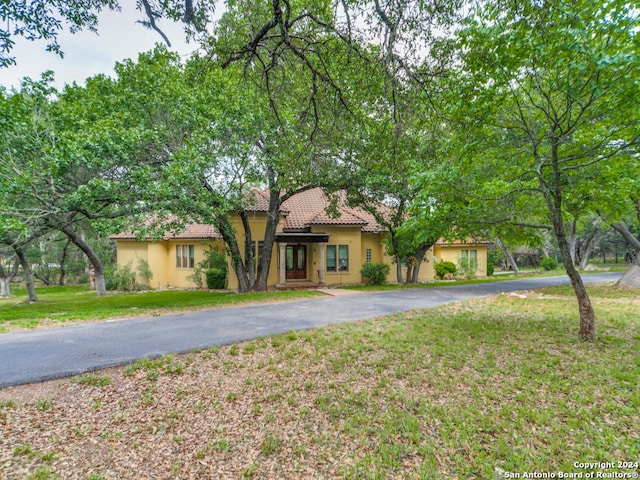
left=0, top=272, right=621, bottom=388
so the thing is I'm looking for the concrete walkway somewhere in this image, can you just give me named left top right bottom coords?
left=314, top=287, right=363, bottom=296
left=0, top=273, right=621, bottom=388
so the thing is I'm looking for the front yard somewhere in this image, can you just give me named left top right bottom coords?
left=0, top=286, right=322, bottom=333
left=0, top=283, right=638, bottom=479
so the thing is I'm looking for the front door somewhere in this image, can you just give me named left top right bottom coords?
left=285, top=245, right=307, bottom=280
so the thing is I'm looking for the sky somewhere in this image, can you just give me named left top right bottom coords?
left=0, top=3, right=197, bottom=90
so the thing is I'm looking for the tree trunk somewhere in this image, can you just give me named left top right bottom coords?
left=411, top=242, right=433, bottom=283
left=393, top=255, right=403, bottom=284
left=578, top=219, right=601, bottom=270
left=0, top=256, right=19, bottom=297
left=61, top=225, right=107, bottom=296
left=215, top=215, right=250, bottom=292
left=405, top=262, right=414, bottom=284
left=59, top=238, right=71, bottom=286
left=0, top=278, right=10, bottom=297
left=543, top=140, right=596, bottom=341
left=567, top=218, right=578, bottom=266
left=561, top=240, right=596, bottom=341
left=495, top=238, right=519, bottom=274
left=254, top=187, right=281, bottom=292
left=13, top=244, right=37, bottom=303
left=239, top=211, right=255, bottom=288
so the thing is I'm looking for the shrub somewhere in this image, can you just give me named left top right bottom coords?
left=457, top=256, right=478, bottom=280
left=487, top=251, right=496, bottom=276
left=189, top=245, right=228, bottom=289
left=434, top=261, right=457, bottom=280
left=540, top=257, right=558, bottom=271
left=360, top=262, right=391, bottom=285
left=105, top=263, right=136, bottom=291
left=136, top=258, right=153, bottom=287
left=201, top=246, right=227, bottom=272
left=206, top=268, right=226, bottom=289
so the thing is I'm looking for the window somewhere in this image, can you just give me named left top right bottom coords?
left=460, top=249, right=477, bottom=268
left=327, top=245, right=336, bottom=272
left=366, top=248, right=372, bottom=263
left=176, top=245, right=194, bottom=269
left=327, top=245, right=349, bottom=272
left=339, top=245, right=349, bottom=271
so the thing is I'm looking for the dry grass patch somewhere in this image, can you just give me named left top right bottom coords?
left=0, top=284, right=638, bottom=479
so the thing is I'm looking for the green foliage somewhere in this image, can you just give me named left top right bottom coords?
left=105, top=263, right=136, bottom=291
left=434, top=261, right=457, bottom=280
left=540, top=257, right=559, bottom=271
left=456, top=255, right=477, bottom=280
left=487, top=251, right=495, bottom=276
left=200, top=246, right=227, bottom=272
left=360, top=262, right=390, bottom=285
left=190, top=245, right=228, bottom=289
left=186, top=269, right=204, bottom=289
left=136, top=258, right=153, bottom=286
left=0, top=285, right=322, bottom=328
left=206, top=268, right=227, bottom=290
left=72, top=373, right=111, bottom=387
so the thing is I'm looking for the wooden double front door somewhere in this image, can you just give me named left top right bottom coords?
left=285, top=245, right=307, bottom=280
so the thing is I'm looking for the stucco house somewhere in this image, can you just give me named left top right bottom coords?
left=111, top=188, right=488, bottom=289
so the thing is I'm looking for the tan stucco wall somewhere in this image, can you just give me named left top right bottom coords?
left=361, top=234, right=386, bottom=265
left=147, top=242, right=170, bottom=288
left=116, top=239, right=222, bottom=289
left=115, top=241, right=155, bottom=286
left=311, top=225, right=363, bottom=286
left=117, top=232, right=487, bottom=290
left=360, top=233, right=436, bottom=284
left=433, top=244, right=488, bottom=277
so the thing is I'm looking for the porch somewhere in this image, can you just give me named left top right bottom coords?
left=274, top=232, right=329, bottom=288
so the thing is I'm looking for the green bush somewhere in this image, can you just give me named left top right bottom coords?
left=206, top=268, right=226, bottom=289
left=487, top=251, right=496, bottom=276
left=457, top=255, right=478, bottom=280
left=105, top=263, right=136, bottom=291
left=434, top=261, right=457, bottom=280
left=540, top=257, right=559, bottom=271
left=136, top=258, right=153, bottom=286
left=360, top=262, right=391, bottom=285
left=189, top=245, right=228, bottom=289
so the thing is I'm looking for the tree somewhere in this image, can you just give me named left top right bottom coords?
left=163, top=47, right=348, bottom=291
left=0, top=248, right=19, bottom=297
left=0, top=0, right=214, bottom=68
left=446, top=0, right=640, bottom=340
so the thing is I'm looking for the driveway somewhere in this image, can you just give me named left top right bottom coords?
left=0, top=272, right=621, bottom=388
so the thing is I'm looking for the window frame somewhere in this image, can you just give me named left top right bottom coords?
left=176, top=244, right=195, bottom=269
left=326, top=244, right=349, bottom=273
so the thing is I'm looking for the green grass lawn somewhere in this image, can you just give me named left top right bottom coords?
left=342, top=266, right=627, bottom=291
left=0, top=283, right=637, bottom=479
left=0, top=285, right=322, bottom=332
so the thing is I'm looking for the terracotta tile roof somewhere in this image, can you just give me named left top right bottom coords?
left=162, top=224, right=220, bottom=240
left=244, top=188, right=272, bottom=212
left=308, top=208, right=368, bottom=226
left=280, top=188, right=386, bottom=232
left=112, top=188, right=387, bottom=241
left=110, top=218, right=221, bottom=240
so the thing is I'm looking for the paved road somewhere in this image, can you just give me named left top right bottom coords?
left=0, top=273, right=621, bottom=388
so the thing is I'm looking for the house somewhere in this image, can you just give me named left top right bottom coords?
left=433, top=239, right=490, bottom=277
left=111, top=188, right=488, bottom=289
left=111, top=223, right=224, bottom=289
